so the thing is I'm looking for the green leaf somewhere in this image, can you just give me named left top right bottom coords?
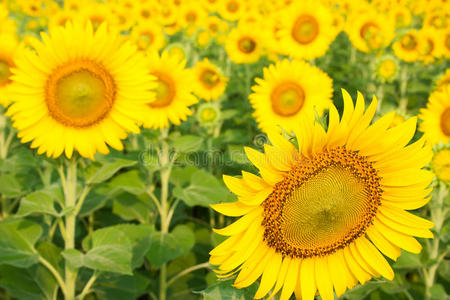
left=82, top=224, right=153, bottom=274
left=172, top=169, right=229, bottom=207
left=0, top=173, right=26, bottom=198
left=227, top=145, right=250, bottom=165
left=393, top=251, right=423, bottom=269
left=17, top=190, right=60, bottom=217
left=112, top=193, right=149, bottom=223
left=146, top=225, right=195, bottom=268
left=172, top=135, right=204, bottom=153
left=0, top=219, right=42, bottom=268
left=61, top=249, right=84, bottom=269
left=196, top=279, right=258, bottom=300
left=0, top=264, right=58, bottom=300
left=91, top=272, right=150, bottom=300
left=36, top=242, right=63, bottom=275
left=108, top=170, right=146, bottom=195
left=170, top=166, right=199, bottom=186
left=78, top=191, right=109, bottom=217
left=430, top=284, right=447, bottom=300
left=86, top=158, right=136, bottom=185
left=343, top=280, right=386, bottom=299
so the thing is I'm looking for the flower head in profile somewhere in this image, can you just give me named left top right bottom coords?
left=210, top=90, right=434, bottom=300
left=419, top=85, right=450, bottom=145
left=7, top=21, right=155, bottom=159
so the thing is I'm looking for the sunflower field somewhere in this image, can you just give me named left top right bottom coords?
left=0, top=0, right=449, bottom=299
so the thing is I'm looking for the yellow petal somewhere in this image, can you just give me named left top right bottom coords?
left=343, top=246, right=371, bottom=284
left=213, top=207, right=262, bottom=236
left=355, top=237, right=394, bottom=280
left=372, top=219, right=422, bottom=254
left=315, top=256, right=334, bottom=300
left=254, top=249, right=282, bottom=299
left=210, top=201, right=255, bottom=217
left=327, top=250, right=348, bottom=296
left=380, top=205, right=434, bottom=228
left=366, top=226, right=401, bottom=261
left=376, top=214, right=434, bottom=239
left=280, top=257, right=300, bottom=300
left=300, top=258, right=316, bottom=300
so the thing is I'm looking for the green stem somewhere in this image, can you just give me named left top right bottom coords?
left=159, top=128, right=171, bottom=300
left=399, top=65, right=409, bottom=113
left=166, top=262, right=210, bottom=288
left=424, top=182, right=448, bottom=299
left=376, top=84, right=384, bottom=113
left=76, top=272, right=99, bottom=300
left=39, top=256, right=67, bottom=296
left=64, top=157, right=78, bottom=300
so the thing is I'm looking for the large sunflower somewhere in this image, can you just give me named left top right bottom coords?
left=210, top=90, right=434, bottom=300
left=278, top=1, right=335, bottom=60
left=142, top=51, right=198, bottom=129
left=7, top=21, right=155, bottom=159
left=250, top=59, right=333, bottom=133
left=419, top=85, right=450, bottom=145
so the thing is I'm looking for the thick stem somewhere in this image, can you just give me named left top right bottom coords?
left=64, top=158, right=78, bottom=300
left=424, top=182, right=448, bottom=299
left=159, top=128, right=171, bottom=300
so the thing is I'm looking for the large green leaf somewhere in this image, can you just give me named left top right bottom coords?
left=108, top=170, right=147, bottom=195
left=172, top=169, right=229, bottom=207
left=82, top=224, right=153, bottom=274
left=112, top=193, right=149, bottom=223
left=0, top=219, right=42, bottom=268
left=196, top=279, right=258, bottom=300
left=0, top=264, right=58, bottom=300
left=86, top=158, right=137, bottom=185
left=91, top=272, right=150, bottom=300
left=0, top=173, right=26, bottom=198
left=172, top=135, right=204, bottom=153
left=146, top=225, right=195, bottom=268
left=16, top=188, right=62, bottom=217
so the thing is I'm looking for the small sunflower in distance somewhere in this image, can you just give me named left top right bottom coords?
left=393, top=30, right=421, bottom=62
left=0, top=33, right=19, bottom=107
left=419, top=85, right=450, bottom=145
left=432, top=148, right=450, bottom=183
left=225, top=25, right=265, bottom=64
left=143, top=51, right=198, bottom=129
left=250, top=59, right=333, bottom=133
left=278, top=1, right=335, bottom=60
left=7, top=21, right=155, bottom=159
left=210, top=90, right=434, bottom=300
left=193, top=58, right=228, bottom=101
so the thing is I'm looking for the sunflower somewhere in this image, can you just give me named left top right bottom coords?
left=7, top=21, right=155, bottom=159
left=135, top=1, right=158, bottom=24
left=346, top=9, right=395, bottom=53
left=393, top=30, right=421, bottom=62
left=218, top=0, right=246, bottom=21
left=225, top=25, right=265, bottom=64
left=210, top=90, right=434, bottom=300
left=419, top=85, right=450, bottom=145
left=202, top=16, right=229, bottom=39
left=48, top=8, right=75, bottom=29
left=179, top=2, right=208, bottom=36
left=374, top=55, right=399, bottom=83
left=436, top=68, right=450, bottom=90
left=0, top=33, right=19, bottom=107
left=78, top=2, right=116, bottom=31
left=432, top=148, right=450, bottom=183
left=202, top=0, right=221, bottom=12
left=439, top=29, right=450, bottom=59
left=390, top=5, right=412, bottom=28
left=131, top=20, right=166, bottom=53
left=142, top=51, right=198, bottom=129
left=249, top=59, right=333, bottom=133
left=418, top=28, right=441, bottom=64
left=278, top=1, right=335, bottom=60
left=0, top=4, right=16, bottom=35
left=193, top=58, right=228, bottom=101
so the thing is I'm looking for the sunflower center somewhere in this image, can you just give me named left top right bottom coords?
left=237, top=37, right=256, bottom=54
left=186, top=12, right=196, bottom=23
left=138, top=32, right=154, bottom=49
left=262, top=147, right=381, bottom=258
left=149, top=72, right=175, bottom=108
left=200, top=107, right=217, bottom=122
left=440, top=107, right=450, bottom=136
left=360, top=22, right=378, bottom=39
left=445, top=35, right=450, bottom=50
left=401, top=34, right=417, bottom=50
left=227, top=1, right=239, bottom=13
left=45, top=60, right=115, bottom=128
left=271, top=82, right=305, bottom=117
left=0, top=59, right=12, bottom=86
left=292, top=15, right=319, bottom=44
left=200, top=69, right=220, bottom=89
